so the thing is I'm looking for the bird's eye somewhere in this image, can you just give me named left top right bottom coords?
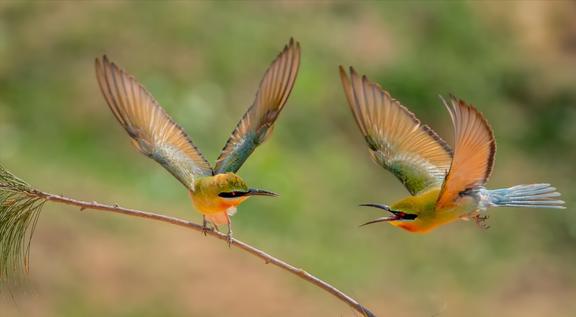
left=218, top=191, right=243, bottom=198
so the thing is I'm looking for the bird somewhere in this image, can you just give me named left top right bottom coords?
left=94, top=39, right=300, bottom=243
left=339, top=66, right=565, bottom=233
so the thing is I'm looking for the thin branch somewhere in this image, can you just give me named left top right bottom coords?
left=31, top=190, right=377, bottom=317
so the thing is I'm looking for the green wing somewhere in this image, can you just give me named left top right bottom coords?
left=213, top=38, right=301, bottom=174
left=95, top=56, right=213, bottom=190
left=339, top=66, right=453, bottom=195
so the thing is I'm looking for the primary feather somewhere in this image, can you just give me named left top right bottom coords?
left=339, top=67, right=453, bottom=195
left=95, top=56, right=213, bottom=190
left=436, top=96, right=496, bottom=210
left=214, top=38, right=301, bottom=174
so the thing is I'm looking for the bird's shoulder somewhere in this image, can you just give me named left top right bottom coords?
left=392, top=187, right=442, bottom=213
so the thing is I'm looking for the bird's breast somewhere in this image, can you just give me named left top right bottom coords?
left=189, top=191, right=227, bottom=214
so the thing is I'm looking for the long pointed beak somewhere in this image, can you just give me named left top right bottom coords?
left=360, top=216, right=403, bottom=227
left=359, top=203, right=417, bottom=226
left=359, top=203, right=393, bottom=211
left=245, top=188, right=279, bottom=197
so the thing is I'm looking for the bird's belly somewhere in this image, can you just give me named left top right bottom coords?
left=449, top=196, right=480, bottom=218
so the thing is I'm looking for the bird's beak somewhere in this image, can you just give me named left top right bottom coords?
left=360, top=216, right=402, bottom=226
left=245, top=188, right=279, bottom=197
left=359, top=203, right=417, bottom=226
left=359, top=203, right=394, bottom=211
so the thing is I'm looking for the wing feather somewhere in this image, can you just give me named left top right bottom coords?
left=436, top=96, right=496, bottom=209
left=214, top=38, right=301, bottom=174
left=95, top=56, right=213, bottom=190
left=339, top=67, right=453, bottom=195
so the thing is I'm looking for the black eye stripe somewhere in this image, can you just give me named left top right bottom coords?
left=218, top=191, right=245, bottom=198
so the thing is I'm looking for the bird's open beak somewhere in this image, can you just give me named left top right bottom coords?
left=245, top=188, right=279, bottom=197
left=359, top=203, right=417, bottom=226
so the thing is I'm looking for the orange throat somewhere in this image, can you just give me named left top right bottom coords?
left=189, top=191, right=248, bottom=225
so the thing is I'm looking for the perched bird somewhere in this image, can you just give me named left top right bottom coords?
left=339, top=66, right=565, bottom=233
left=95, top=39, right=300, bottom=242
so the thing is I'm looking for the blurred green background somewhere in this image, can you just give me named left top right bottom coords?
left=1, top=1, right=575, bottom=316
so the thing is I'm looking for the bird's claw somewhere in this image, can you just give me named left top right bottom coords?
left=226, top=220, right=233, bottom=248
left=473, top=214, right=490, bottom=230
left=202, top=217, right=211, bottom=236
left=226, top=227, right=233, bottom=248
left=226, top=232, right=233, bottom=248
left=202, top=224, right=210, bottom=236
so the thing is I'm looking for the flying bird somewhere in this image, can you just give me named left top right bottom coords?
left=95, top=39, right=300, bottom=243
left=339, top=66, right=565, bottom=233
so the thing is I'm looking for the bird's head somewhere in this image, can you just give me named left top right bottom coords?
left=214, top=173, right=278, bottom=206
left=359, top=203, right=420, bottom=232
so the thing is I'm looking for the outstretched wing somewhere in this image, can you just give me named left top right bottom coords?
left=436, top=96, right=496, bottom=209
left=339, top=67, right=453, bottom=195
left=214, top=38, right=301, bottom=174
left=95, top=56, right=213, bottom=190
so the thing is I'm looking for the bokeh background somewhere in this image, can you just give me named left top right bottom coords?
left=1, top=1, right=575, bottom=317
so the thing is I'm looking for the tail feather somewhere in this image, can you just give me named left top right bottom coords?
left=485, top=183, right=566, bottom=209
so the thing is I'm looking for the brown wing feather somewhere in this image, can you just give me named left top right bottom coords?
left=95, top=56, right=213, bottom=190
left=214, top=38, right=301, bottom=174
left=436, top=95, right=496, bottom=209
left=339, top=66, right=453, bottom=195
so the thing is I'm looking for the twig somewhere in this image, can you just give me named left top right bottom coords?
left=31, top=190, right=377, bottom=317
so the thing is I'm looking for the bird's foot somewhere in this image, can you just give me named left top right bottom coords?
left=202, top=224, right=211, bottom=236
left=226, top=232, right=233, bottom=248
left=226, top=223, right=233, bottom=248
left=202, top=217, right=212, bottom=236
left=472, top=214, right=490, bottom=230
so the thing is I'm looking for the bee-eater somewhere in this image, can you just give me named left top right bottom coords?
left=339, top=66, right=565, bottom=233
left=95, top=39, right=300, bottom=242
